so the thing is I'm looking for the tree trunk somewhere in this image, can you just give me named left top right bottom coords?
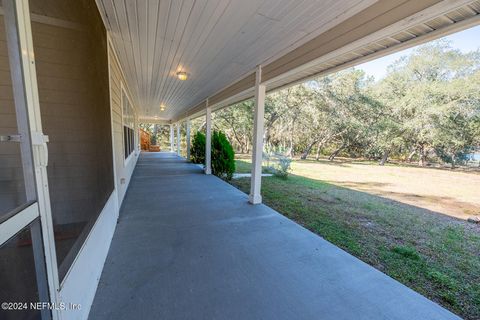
left=451, top=154, right=456, bottom=169
left=379, top=150, right=389, bottom=166
left=300, top=140, right=318, bottom=160
left=328, top=143, right=346, bottom=161
left=287, top=146, right=293, bottom=157
left=407, top=150, right=416, bottom=163
left=418, top=147, right=427, bottom=167
left=288, top=117, right=297, bottom=157
left=315, top=141, right=322, bottom=161
left=288, top=136, right=294, bottom=157
left=263, top=127, right=271, bottom=147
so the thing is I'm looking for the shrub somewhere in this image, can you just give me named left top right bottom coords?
left=272, top=154, right=292, bottom=179
left=190, top=131, right=205, bottom=164
left=212, top=130, right=235, bottom=180
left=190, top=130, right=235, bottom=180
left=264, top=152, right=292, bottom=179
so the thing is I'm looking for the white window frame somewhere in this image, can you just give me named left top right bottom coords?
left=120, top=82, right=136, bottom=167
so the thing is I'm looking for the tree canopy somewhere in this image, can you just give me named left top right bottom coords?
left=212, top=40, right=480, bottom=168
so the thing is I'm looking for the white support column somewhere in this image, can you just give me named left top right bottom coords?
left=169, top=124, right=174, bottom=152
left=176, top=123, right=181, bottom=156
left=186, top=119, right=191, bottom=161
left=249, top=65, right=266, bottom=204
left=205, top=99, right=212, bottom=175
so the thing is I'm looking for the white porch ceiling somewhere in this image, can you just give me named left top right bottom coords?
left=96, top=0, right=377, bottom=120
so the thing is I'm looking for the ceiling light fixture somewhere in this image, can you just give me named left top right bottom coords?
left=176, top=71, right=188, bottom=81
left=160, top=104, right=166, bottom=111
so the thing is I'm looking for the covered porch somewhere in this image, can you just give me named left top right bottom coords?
left=1, top=0, right=479, bottom=319
left=88, top=152, right=458, bottom=320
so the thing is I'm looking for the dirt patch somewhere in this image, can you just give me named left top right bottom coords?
left=293, top=159, right=480, bottom=220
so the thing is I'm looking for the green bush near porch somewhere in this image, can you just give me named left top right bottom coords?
left=190, top=130, right=235, bottom=180
left=190, top=131, right=206, bottom=164
left=212, top=131, right=235, bottom=180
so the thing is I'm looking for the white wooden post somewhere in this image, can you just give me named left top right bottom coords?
left=169, top=124, right=174, bottom=152
left=205, top=100, right=212, bottom=175
left=186, top=119, right=191, bottom=161
left=249, top=65, right=266, bottom=204
left=176, top=123, right=181, bottom=156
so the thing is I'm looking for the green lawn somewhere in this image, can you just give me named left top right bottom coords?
left=234, top=158, right=253, bottom=173
left=234, top=155, right=275, bottom=174
left=231, top=159, right=480, bottom=320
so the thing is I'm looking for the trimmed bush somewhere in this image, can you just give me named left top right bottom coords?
left=190, top=130, right=235, bottom=180
left=190, top=131, right=205, bottom=164
left=212, top=130, right=235, bottom=180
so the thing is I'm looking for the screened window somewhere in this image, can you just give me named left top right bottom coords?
left=30, top=0, right=114, bottom=280
left=122, top=90, right=135, bottom=159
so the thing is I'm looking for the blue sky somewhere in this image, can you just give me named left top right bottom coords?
left=355, top=25, right=480, bottom=80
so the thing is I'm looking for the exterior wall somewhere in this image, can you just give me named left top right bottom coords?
left=57, top=36, right=140, bottom=320
left=108, top=41, right=139, bottom=206
left=1, top=2, right=139, bottom=320
left=1, top=2, right=128, bottom=319
left=56, top=33, right=140, bottom=320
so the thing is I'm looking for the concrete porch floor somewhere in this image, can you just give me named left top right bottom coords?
left=88, top=152, right=459, bottom=320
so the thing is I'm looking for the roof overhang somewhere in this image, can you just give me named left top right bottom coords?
left=95, top=0, right=480, bottom=122
left=175, top=0, right=480, bottom=122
